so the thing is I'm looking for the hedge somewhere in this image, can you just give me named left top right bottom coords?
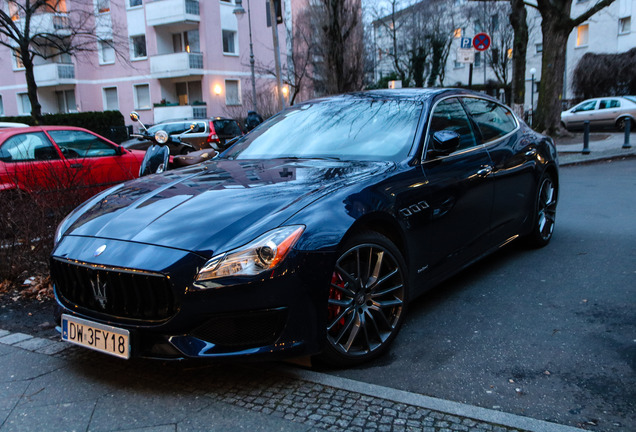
left=1, top=111, right=130, bottom=143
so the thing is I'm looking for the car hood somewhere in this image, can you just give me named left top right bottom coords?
left=60, top=158, right=393, bottom=256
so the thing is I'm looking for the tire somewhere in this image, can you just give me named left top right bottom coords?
left=319, top=231, right=408, bottom=367
left=616, top=117, right=632, bottom=132
left=525, top=172, right=558, bottom=248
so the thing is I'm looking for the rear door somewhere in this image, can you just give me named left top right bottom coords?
left=462, top=96, right=535, bottom=246
left=597, top=99, right=621, bottom=127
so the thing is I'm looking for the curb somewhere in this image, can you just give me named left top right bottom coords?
left=1, top=328, right=587, bottom=432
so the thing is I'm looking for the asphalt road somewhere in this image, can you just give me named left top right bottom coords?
left=318, top=158, right=636, bottom=431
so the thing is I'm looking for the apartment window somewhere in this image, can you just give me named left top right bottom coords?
left=0, top=95, right=4, bottom=116
left=99, top=40, right=115, bottom=64
left=619, top=17, right=631, bottom=34
left=129, top=0, right=142, bottom=7
left=130, top=35, right=147, bottom=59
left=56, top=90, right=76, bottom=113
left=18, top=93, right=31, bottom=115
left=475, top=52, right=481, bottom=67
left=454, top=28, right=462, bottom=38
left=222, top=30, right=237, bottom=54
left=454, top=61, right=465, bottom=69
left=13, top=50, right=24, bottom=70
left=535, top=43, right=543, bottom=53
left=96, top=0, right=110, bottom=13
left=576, top=24, right=589, bottom=47
left=225, top=80, right=240, bottom=106
left=173, top=30, right=200, bottom=53
left=103, top=87, right=118, bottom=110
left=134, top=84, right=151, bottom=110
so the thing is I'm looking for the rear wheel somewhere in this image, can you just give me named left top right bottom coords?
left=320, top=231, right=408, bottom=367
left=526, top=172, right=558, bottom=248
left=616, top=117, right=632, bottom=132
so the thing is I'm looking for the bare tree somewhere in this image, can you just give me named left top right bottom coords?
left=0, top=0, right=127, bottom=123
left=533, top=0, right=616, bottom=134
left=310, top=0, right=364, bottom=94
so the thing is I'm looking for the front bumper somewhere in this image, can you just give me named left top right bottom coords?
left=52, top=236, right=334, bottom=360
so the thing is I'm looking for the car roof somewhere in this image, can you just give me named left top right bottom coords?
left=302, top=88, right=491, bottom=105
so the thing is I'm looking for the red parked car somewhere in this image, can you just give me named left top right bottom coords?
left=0, top=126, right=145, bottom=208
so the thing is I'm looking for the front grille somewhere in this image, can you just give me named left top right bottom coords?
left=51, top=258, right=176, bottom=322
left=191, top=308, right=287, bottom=349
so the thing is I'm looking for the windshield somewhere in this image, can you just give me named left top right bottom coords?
left=223, top=96, right=422, bottom=162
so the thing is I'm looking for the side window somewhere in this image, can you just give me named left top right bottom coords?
left=574, top=100, right=597, bottom=112
left=600, top=99, right=620, bottom=109
left=0, top=132, right=59, bottom=162
left=429, top=98, right=477, bottom=151
left=462, top=98, right=517, bottom=143
left=48, top=130, right=117, bottom=158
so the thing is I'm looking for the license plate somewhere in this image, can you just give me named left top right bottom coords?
left=61, top=314, right=130, bottom=359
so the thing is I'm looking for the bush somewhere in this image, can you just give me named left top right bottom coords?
left=572, top=48, right=636, bottom=100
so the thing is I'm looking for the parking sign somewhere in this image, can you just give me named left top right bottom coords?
left=460, top=37, right=472, bottom=49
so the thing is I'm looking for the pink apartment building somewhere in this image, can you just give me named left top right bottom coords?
left=0, top=0, right=290, bottom=127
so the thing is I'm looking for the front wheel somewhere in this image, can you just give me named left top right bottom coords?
left=525, top=172, right=558, bottom=248
left=319, top=232, right=408, bottom=367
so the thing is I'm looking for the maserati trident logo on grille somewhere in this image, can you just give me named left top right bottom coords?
left=94, top=244, right=107, bottom=257
left=90, top=273, right=108, bottom=309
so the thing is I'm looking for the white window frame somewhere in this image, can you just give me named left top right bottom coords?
left=225, top=80, right=241, bottom=106
left=13, top=49, right=25, bottom=70
left=618, top=16, right=631, bottom=35
left=535, top=43, right=543, bottom=54
left=130, top=34, right=147, bottom=60
left=576, top=24, right=589, bottom=47
left=17, top=93, right=31, bottom=116
left=102, top=86, right=119, bottom=111
left=128, top=0, right=143, bottom=8
left=98, top=40, right=115, bottom=65
left=133, top=83, right=151, bottom=110
left=222, top=30, right=238, bottom=55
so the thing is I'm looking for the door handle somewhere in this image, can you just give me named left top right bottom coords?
left=70, top=163, right=82, bottom=169
left=476, top=166, right=493, bottom=177
left=525, top=149, right=537, bottom=157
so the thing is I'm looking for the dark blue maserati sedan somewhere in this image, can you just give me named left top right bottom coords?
left=51, top=89, right=558, bottom=366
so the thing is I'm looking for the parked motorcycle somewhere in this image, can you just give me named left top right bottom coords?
left=129, top=112, right=218, bottom=177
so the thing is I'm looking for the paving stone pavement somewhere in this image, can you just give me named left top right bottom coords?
left=0, top=329, right=585, bottom=432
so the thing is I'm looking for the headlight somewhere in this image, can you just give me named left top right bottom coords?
left=195, top=225, right=305, bottom=282
left=154, top=130, right=169, bottom=144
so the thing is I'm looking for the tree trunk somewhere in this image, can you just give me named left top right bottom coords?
left=535, top=16, right=569, bottom=134
left=509, top=0, right=528, bottom=106
left=21, top=48, right=42, bottom=124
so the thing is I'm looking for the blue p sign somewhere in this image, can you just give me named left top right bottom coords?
left=460, top=37, right=472, bottom=49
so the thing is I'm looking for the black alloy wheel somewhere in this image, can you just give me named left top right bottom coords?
left=527, top=172, right=558, bottom=248
left=321, top=231, right=408, bottom=366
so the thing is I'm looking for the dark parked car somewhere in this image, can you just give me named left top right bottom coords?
left=121, top=117, right=243, bottom=155
left=52, top=89, right=558, bottom=366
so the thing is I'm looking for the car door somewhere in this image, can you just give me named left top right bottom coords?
left=462, top=96, right=535, bottom=247
left=567, top=100, right=598, bottom=128
left=420, top=97, right=494, bottom=277
left=597, top=99, right=621, bottom=127
left=45, top=129, right=138, bottom=198
left=0, top=131, right=71, bottom=205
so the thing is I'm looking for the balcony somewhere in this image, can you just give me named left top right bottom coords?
left=146, top=0, right=200, bottom=30
left=18, top=13, right=71, bottom=36
left=150, top=52, right=204, bottom=79
left=33, top=63, right=75, bottom=87
left=153, top=104, right=207, bottom=123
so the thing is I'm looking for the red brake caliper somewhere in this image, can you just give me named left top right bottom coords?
left=329, top=272, right=346, bottom=329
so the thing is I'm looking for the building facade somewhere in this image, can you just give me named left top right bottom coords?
left=0, top=0, right=289, bottom=127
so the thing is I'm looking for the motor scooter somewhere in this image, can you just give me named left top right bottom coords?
left=129, top=112, right=218, bottom=177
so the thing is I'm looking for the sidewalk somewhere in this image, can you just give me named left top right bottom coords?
left=0, top=328, right=586, bottom=432
left=554, top=131, right=635, bottom=166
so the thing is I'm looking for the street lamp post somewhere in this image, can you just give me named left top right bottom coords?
left=530, top=67, right=536, bottom=128
left=233, top=0, right=257, bottom=112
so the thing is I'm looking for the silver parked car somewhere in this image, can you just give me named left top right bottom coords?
left=561, top=96, right=636, bottom=131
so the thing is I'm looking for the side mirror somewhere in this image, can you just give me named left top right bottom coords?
left=130, top=112, right=140, bottom=122
left=429, top=130, right=461, bottom=157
